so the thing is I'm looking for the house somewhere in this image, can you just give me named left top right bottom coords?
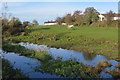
left=98, top=14, right=120, bottom=21
left=44, top=21, right=57, bottom=25
left=98, top=14, right=106, bottom=21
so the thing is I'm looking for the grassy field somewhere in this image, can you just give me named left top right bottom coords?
left=4, top=25, right=119, bottom=61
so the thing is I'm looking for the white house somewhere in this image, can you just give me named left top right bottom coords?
left=44, top=21, right=58, bottom=25
left=98, top=14, right=120, bottom=21
left=113, top=16, right=120, bottom=20
left=98, top=14, right=106, bottom=21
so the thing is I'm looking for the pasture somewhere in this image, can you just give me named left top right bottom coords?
left=5, top=25, right=119, bottom=61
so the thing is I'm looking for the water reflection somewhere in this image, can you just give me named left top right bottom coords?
left=2, top=42, right=118, bottom=78
left=19, top=42, right=109, bottom=66
left=82, top=52, right=96, bottom=61
left=0, top=51, right=61, bottom=78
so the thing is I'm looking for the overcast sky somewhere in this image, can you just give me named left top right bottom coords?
left=0, top=2, right=118, bottom=25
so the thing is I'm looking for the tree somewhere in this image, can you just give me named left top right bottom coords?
left=64, top=13, right=73, bottom=25
left=8, top=17, right=22, bottom=28
left=75, top=16, right=84, bottom=26
left=8, top=18, right=14, bottom=28
left=106, top=10, right=114, bottom=25
left=1, top=2, right=11, bottom=30
left=84, top=7, right=99, bottom=25
left=32, top=19, right=39, bottom=25
left=2, top=18, right=9, bottom=30
left=72, top=10, right=83, bottom=26
left=72, top=10, right=82, bottom=22
left=1, top=2, right=12, bottom=20
left=22, top=21, right=30, bottom=28
left=56, top=17, right=63, bottom=25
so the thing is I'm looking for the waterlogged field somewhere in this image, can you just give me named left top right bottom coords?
left=5, top=25, right=118, bottom=61
left=2, top=41, right=120, bottom=79
left=2, top=59, right=28, bottom=79
left=2, top=42, right=52, bottom=62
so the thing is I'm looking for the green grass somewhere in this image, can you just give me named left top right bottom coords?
left=33, top=49, right=52, bottom=62
left=4, top=25, right=119, bottom=61
left=2, top=41, right=52, bottom=62
left=39, top=60, right=99, bottom=79
left=2, top=41, right=35, bottom=56
left=39, top=60, right=119, bottom=79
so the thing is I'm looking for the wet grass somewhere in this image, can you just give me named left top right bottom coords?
left=39, top=60, right=99, bottom=79
left=38, top=60, right=120, bottom=79
left=33, top=49, right=52, bottom=62
left=2, top=59, right=29, bottom=80
left=2, top=41, right=35, bottom=56
left=105, top=70, right=120, bottom=79
left=2, top=41, right=52, bottom=62
left=115, top=63, right=120, bottom=69
left=4, top=25, right=119, bottom=61
left=95, top=61, right=112, bottom=73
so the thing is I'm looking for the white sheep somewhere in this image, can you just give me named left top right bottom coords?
left=68, top=25, right=74, bottom=28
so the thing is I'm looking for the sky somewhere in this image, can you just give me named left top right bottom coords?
left=1, top=0, right=120, bottom=2
left=0, top=2, right=119, bottom=25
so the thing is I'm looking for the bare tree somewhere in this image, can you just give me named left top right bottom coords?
left=1, top=2, right=12, bottom=20
left=65, top=13, right=73, bottom=25
left=72, top=10, right=83, bottom=26
left=106, top=10, right=114, bottom=25
left=56, top=17, right=63, bottom=25
left=72, top=10, right=82, bottom=21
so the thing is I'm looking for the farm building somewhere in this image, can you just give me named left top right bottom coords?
left=98, top=14, right=120, bottom=21
left=44, top=21, right=57, bottom=25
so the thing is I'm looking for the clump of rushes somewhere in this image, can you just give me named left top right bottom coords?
left=105, top=70, right=120, bottom=79
left=56, top=56, right=62, bottom=61
left=33, top=49, right=52, bottom=62
left=115, top=63, right=120, bottom=69
left=2, top=59, right=29, bottom=79
left=39, top=60, right=99, bottom=79
left=95, top=61, right=112, bottom=73
left=2, top=41, right=52, bottom=62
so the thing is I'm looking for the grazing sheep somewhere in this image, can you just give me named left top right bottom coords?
left=68, top=25, right=74, bottom=28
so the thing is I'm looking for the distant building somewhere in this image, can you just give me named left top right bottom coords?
left=98, top=14, right=106, bottom=21
left=44, top=21, right=57, bottom=25
left=98, top=14, right=120, bottom=21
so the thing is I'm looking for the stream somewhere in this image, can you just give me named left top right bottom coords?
left=1, top=42, right=120, bottom=79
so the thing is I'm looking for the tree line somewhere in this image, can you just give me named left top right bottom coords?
left=1, top=3, right=118, bottom=38
left=1, top=2, right=39, bottom=37
left=1, top=17, right=39, bottom=37
left=55, top=7, right=118, bottom=27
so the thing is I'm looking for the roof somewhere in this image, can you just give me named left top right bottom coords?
left=44, top=21, right=56, bottom=23
left=101, top=14, right=120, bottom=17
